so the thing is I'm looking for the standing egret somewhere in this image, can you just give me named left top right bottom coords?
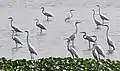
left=102, top=25, right=116, bottom=50
left=92, top=43, right=105, bottom=60
left=65, top=38, right=79, bottom=58
left=8, top=17, right=22, bottom=35
left=69, top=22, right=81, bottom=45
left=92, top=47, right=99, bottom=60
left=25, top=30, right=37, bottom=60
left=97, top=5, right=109, bottom=24
left=34, top=19, right=47, bottom=34
left=40, top=7, right=53, bottom=21
left=80, top=32, right=97, bottom=49
left=11, top=30, right=23, bottom=49
left=92, top=9, right=103, bottom=29
left=65, top=9, right=75, bottom=22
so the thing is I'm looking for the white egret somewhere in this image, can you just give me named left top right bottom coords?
left=65, top=38, right=79, bottom=58
left=65, top=9, right=75, bottom=22
left=8, top=17, right=22, bottom=35
left=97, top=5, right=109, bottom=24
left=25, top=30, right=37, bottom=60
left=92, top=43, right=105, bottom=60
left=11, top=30, right=23, bottom=48
left=102, top=24, right=116, bottom=50
left=92, top=47, right=99, bottom=60
left=80, top=32, right=97, bottom=49
left=40, top=7, right=53, bottom=21
left=69, top=21, right=81, bottom=45
left=34, top=19, right=47, bottom=34
left=92, top=9, right=103, bottom=29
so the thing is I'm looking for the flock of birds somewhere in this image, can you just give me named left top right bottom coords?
left=7, top=5, right=116, bottom=60
left=64, top=4, right=115, bottom=60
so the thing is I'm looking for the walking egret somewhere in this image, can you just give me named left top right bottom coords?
left=8, top=17, right=22, bottom=35
left=34, top=19, right=47, bottom=34
left=40, top=7, right=53, bottom=21
left=97, top=5, right=109, bottom=24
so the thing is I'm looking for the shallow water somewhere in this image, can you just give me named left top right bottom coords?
left=0, top=0, right=120, bottom=60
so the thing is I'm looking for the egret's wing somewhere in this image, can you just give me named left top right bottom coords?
left=100, top=14, right=109, bottom=20
left=37, top=23, right=47, bottom=30
left=107, top=37, right=116, bottom=49
left=92, top=49, right=99, bottom=60
left=29, top=43, right=37, bottom=55
left=12, top=26, right=22, bottom=32
left=70, top=47, right=79, bottom=58
left=44, top=12, right=53, bottom=17
left=95, top=45, right=105, bottom=58
left=69, top=34, right=75, bottom=40
left=14, top=36, right=23, bottom=45
left=86, top=36, right=94, bottom=42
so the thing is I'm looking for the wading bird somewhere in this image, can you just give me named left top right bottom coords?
left=97, top=5, right=109, bottom=24
left=34, top=19, right=47, bottom=34
left=65, top=38, right=79, bottom=58
left=80, top=32, right=97, bottom=49
left=92, top=9, right=103, bottom=29
left=92, top=43, right=105, bottom=60
left=102, top=24, right=116, bottom=50
left=69, top=22, right=81, bottom=45
left=92, top=47, right=99, bottom=60
left=40, top=7, right=53, bottom=21
left=65, top=9, right=75, bottom=22
left=11, top=30, right=23, bottom=49
left=25, top=30, right=37, bottom=60
left=8, top=17, right=22, bottom=35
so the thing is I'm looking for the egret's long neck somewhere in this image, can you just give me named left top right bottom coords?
left=70, top=11, right=73, bottom=18
left=75, top=24, right=78, bottom=34
left=106, top=26, right=109, bottom=38
left=67, top=42, right=70, bottom=50
left=42, top=8, right=45, bottom=14
left=83, top=33, right=86, bottom=39
left=36, top=20, right=39, bottom=25
left=10, top=19, right=13, bottom=27
left=93, top=11, right=96, bottom=20
left=12, top=31, right=14, bottom=39
left=26, top=32, right=29, bottom=45
left=94, top=36, right=97, bottom=42
left=98, top=6, right=101, bottom=15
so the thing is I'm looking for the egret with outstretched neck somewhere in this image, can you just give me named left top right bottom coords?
left=25, top=30, right=37, bottom=60
left=69, top=21, right=81, bottom=45
left=11, top=30, right=23, bottom=49
left=102, top=24, right=116, bottom=50
left=65, top=38, right=79, bottom=58
left=92, top=9, right=103, bottom=29
left=40, top=7, right=53, bottom=21
left=80, top=32, right=97, bottom=49
left=65, top=9, right=75, bottom=22
left=97, top=5, right=109, bottom=24
left=34, top=19, right=47, bottom=34
left=8, top=17, right=22, bottom=35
